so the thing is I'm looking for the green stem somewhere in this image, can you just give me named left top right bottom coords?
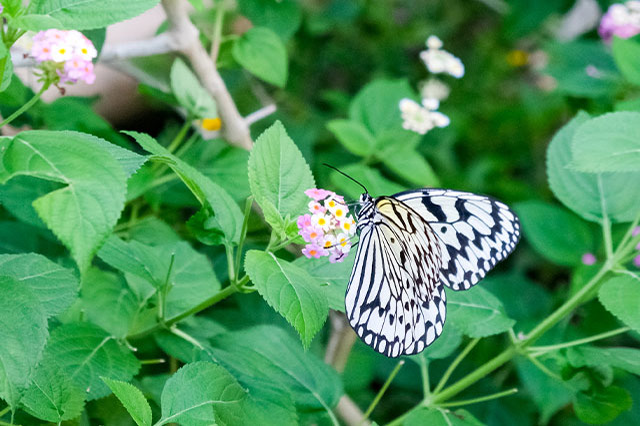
left=225, top=243, right=236, bottom=284
left=140, top=358, right=166, bottom=365
left=167, top=118, right=192, bottom=154
left=0, top=82, right=49, bottom=128
left=0, top=406, right=9, bottom=418
left=433, top=338, right=479, bottom=394
left=234, top=196, right=254, bottom=282
left=270, top=237, right=297, bottom=252
left=210, top=0, right=226, bottom=64
left=527, top=354, right=563, bottom=381
left=419, top=357, right=430, bottom=398
left=127, top=284, right=239, bottom=340
left=361, top=360, right=405, bottom=424
left=598, top=176, right=614, bottom=260
left=528, top=326, right=630, bottom=355
left=616, top=213, right=640, bottom=252
left=522, top=263, right=610, bottom=346
left=158, top=253, right=176, bottom=322
left=438, top=388, right=518, bottom=408
left=431, top=347, right=517, bottom=404
left=170, top=325, right=205, bottom=350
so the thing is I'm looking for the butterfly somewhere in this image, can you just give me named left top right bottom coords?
left=335, top=170, right=520, bottom=358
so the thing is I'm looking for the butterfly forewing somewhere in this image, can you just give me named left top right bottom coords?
left=345, top=197, right=447, bottom=357
left=394, top=189, right=520, bottom=291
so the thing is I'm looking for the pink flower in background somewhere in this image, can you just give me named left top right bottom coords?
left=30, top=29, right=98, bottom=85
left=599, top=2, right=640, bottom=43
left=581, top=253, right=597, bottom=266
left=634, top=254, right=640, bottom=268
left=298, top=188, right=356, bottom=263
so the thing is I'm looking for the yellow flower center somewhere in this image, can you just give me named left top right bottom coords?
left=309, top=250, right=317, bottom=256
left=202, top=118, right=222, bottom=131
left=328, top=200, right=336, bottom=207
left=59, top=48, right=66, bottom=54
left=324, top=241, right=332, bottom=248
left=343, top=222, right=350, bottom=230
left=318, top=218, right=326, bottom=225
left=310, top=232, right=317, bottom=239
left=335, top=209, right=343, bottom=217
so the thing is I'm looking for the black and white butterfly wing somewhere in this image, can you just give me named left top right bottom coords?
left=345, top=197, right=447, bottom=357
left=394, top=189, right=520, bottom=291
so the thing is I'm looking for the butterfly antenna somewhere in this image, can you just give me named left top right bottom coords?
left=323, top=163, right=369, bottom=194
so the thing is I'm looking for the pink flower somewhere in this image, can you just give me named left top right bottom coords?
left=634, top=254, right=640, bottom=267
left=632, top=226, right=640, bottom=237
left=300, top=226, right=323, bottom=243
left=297, top=214, right=312, bottom=229
left=30, top=29, right=98, bottom=85
left=297, top=188, right=354, bottom=263
left=582, top=253, right=597, bottom=266
left=599, top=2, right=640, bottom=43
left=304, top=188, right=332, bottom=201
left=302, top=243, right=327, bottom=259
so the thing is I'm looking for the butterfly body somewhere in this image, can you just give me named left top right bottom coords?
left=345, top=189, right=520, bottom=357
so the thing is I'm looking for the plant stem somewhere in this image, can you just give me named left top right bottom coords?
left=225, top=243, right=235, bottom=284
left=431, top=347, right=517, bottom=404
left=157, top=253, right=176, bottom=322
left=0, top=406, right=9, bottom=418
left=616, top=213, right=640, bottom=252
left=167, top=118, right=192, bottom=153
left=234, top=196, right=253, bottom=282
left=127, top=283, right=239, bottom=340
left=438, top=388, right=518, bottom=408
left=523, top=263, right=610, bottom=346
left=0, top=82, right=49, bottom=128
left=527, top=354, right=563, bottom=381
left=140, top=358, right=166, bottom=365
left=528, top=326, right=631, bottom=355
left=598, top=176, right=614, bottom=260
left=419, top=357, right=430, bottom=398
left=210, top=0, right=225, bottom=64
left=360, top=360, right=405, bottom=424
left=433, top=338, right=479, bottom=394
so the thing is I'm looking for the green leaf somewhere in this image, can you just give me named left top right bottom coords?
left=0, top=42, right=13, bottom=93
left=102, top=378, right=152, bottom=426
left=545, top=41, right=622, bottom=98
left=573, top=386, right=632, bottom=424
left=34, top=0, right=160, bottom=30
left=0, top=131, right=145, bottom=271
left=447, top=286, right=515, bottom=337
left=170, top=59, right=217, bottom=119
left=233, top=27, right=288, bottom=87
left=0, top=253, right=78, bottom=317
left=327, top=119, right=376, bottom=157
left=244, top=250, right=328, bottom=347
left=98, top=236, right=221, bottom=321
left=21, top=365, right=85, bottom=423
left=571, top=112, right=640, bottom=173
left=598, top=275, right=640, bottom=333
left=126, top=131, right=243, bottom=244
left=238, top=0, right=301, bottom=40
left=293, top=253, right=354, bottom=312
left=516, top=358, right=573, bottom=423
left=404, top=407, right=484, bottom=426
left=349, top=78, right=415, bottom=136
left=158, top=362, right=246, bottom=426
left=12, top=14, right=64, bottom=31
left=547, top=112, right=640, bottom=223
left=82, top=268, right=139, bottom=338
left=0, top=275, right=49, bottom=408
left=209, top=325, right=343, bottom=411
left=382, top=144, right=440, bottom=187
left=568, top=346, right=640, bottom=376
left=514, top=201, right=594, bottom=266
left=612, top=35, right=640, bottom=86
left=420, top=324, right=462, bottom=360
left=40, top=322, right=140, bottom=400
left=248, top=121, right=315, bottom=219
left=329, top=163, right=404, bottom=200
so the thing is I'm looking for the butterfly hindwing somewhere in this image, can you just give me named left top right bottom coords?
left=345, top=197, right=447, bottom=357
left=394, top=189, right=520, bottom=291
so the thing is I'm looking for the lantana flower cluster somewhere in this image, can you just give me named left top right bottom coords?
left=599, top=1, right=640, bottom=43
left=400, top=35, right=464, bottom=136
left=297, top=189, right=356, bottom=263
left=30, top=29, right=98, bottom=85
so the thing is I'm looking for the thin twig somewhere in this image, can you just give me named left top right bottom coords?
left=161, top=0, right=253, bottom=150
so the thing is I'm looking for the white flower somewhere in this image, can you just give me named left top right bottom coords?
left=399, top=98, right=450, bottom=135
left=321, top=234, right=337, bottom=250
left=420, top=78, right=450, bottom=101
left=340, top=217, right=357, bottom=235
left=426, top=35, right=443, bottom=49
left=311, top=212, right=331, bottom=232
left=419, top=36, right=465, bottom=79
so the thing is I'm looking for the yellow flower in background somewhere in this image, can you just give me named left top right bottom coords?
left=506, top=49, right=529, bottom=67
left=202, top=117, right=222, bottom=131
